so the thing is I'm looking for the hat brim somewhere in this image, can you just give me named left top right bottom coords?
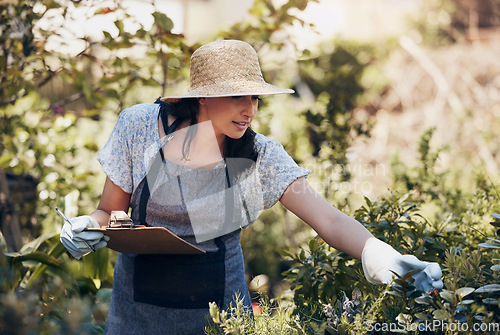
left=160, top=81, right=294, bottom=102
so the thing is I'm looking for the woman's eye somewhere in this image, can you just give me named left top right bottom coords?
left=251, top=96, right=261, bottom=101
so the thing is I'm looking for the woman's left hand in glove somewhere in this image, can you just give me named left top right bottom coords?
left=362, top=238, right=443, bottom=293
left=60, top=215, right=109, bottom=259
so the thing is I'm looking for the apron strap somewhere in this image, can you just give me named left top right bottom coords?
left=139, top=101, right=181, bottom=226
left=139, top=99, right=235, bottom=248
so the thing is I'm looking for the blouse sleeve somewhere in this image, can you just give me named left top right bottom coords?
left=257, top=138, right=311, bottom=209
left=97, top=110, right=133, bottom=194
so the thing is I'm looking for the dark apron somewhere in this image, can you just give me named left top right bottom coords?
left=132, top=101, right=233, bottom=309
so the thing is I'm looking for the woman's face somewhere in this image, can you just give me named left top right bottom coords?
left=198, top=95, right=260, bottom=142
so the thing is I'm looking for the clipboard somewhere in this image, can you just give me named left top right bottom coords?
left=86, top=211, right=205, bottom=254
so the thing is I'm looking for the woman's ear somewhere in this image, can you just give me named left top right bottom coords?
left=198, top=97, right=207, bottom=105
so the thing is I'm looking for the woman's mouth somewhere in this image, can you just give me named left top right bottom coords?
left=232, top=121, right=249, bottom=130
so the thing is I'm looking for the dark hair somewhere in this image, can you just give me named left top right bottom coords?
left=155, top=98, right=258, bottom=175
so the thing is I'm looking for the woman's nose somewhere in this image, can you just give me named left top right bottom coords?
left=241, top=96, right=257, bottom=118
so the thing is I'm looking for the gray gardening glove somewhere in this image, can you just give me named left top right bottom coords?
left=60, top=215, right=109, bottom=259
left=362, top=238, right=443, bottom=293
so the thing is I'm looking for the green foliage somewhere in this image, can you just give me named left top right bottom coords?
left=411, top=0, right=461, bottom=46
left=391, top=128, right=500, bottom=248
left=282, top=210, right=500, bottom=334
left=0, top=0, right=189, bottom=112
left=279, top=129, right=499, bottom=334
left=298, top=41, right=388, bottom=175
left=218, top=0, right=318, bottom=50
left=282, top=236, right=362, bottom=317
left=206, top=293, right=299, bottom=335
left=0, top=232, right=113, bottom=333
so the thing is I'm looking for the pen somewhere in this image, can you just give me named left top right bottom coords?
left=55, top=207, right=96, bottom=252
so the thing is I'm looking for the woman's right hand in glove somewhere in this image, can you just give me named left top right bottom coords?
left=60, top=215, right=109, bottom=259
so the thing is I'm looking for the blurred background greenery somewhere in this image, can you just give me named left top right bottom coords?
left=1, top=0, right=499, bottom=333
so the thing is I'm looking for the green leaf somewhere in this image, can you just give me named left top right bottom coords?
left=433, top=309, right=450, bottom=320
left=387, top=290, right=403, bottom=298
left=478, top=242, right=500, bottom=249
left=475, top=284, right=500, bottom=293
left=482, top=298, right=498, bottom=305
left=4, top=233, right=59, bottom=257
left=152, top=12, right=174, bottom=31
left=9, top=251, right=63, bottom=267
left=0, top=154, right=14, bottom=168
left=103, top=31, right=113, bottom=40
left=322, top=262, right=334, bottom=273
left=26, top=242, right=68, bottom=288
left=439, top=290, right=455, bottom=303
left=456, top=287, right=475, bottom=299
left=44, top=0, right=62, bottom=9
left=364, top=196, right=373, bottom=207
left=96, top=288, right=113, bottom=303
left=415, top=296, right=432, bottom=305
left=308, top=238, right=318, bottom=252
left=114, top=20, right=124, bottom=33
left=414, top=312, right=430, bottom=320
left=298, top=249, right=305, bottom=262
left=401, top=268, right=420, bottom=280
left=458, top=299, right=474, bottom=305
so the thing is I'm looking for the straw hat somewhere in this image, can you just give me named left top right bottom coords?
left=160, top=40, right=294, bottom=102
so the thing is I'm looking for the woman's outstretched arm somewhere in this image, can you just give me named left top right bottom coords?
left=280, top=177, right=443, bottom=292
left=279, top=176, right=374, bottom=260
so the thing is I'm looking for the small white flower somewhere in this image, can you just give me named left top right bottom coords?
left=322, top=303, right=333, bottom=317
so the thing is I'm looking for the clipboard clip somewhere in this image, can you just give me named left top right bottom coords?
left=109, top=210, right=134, bottom=228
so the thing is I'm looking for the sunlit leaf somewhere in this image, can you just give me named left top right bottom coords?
left=478, top=242, right=500, bottom=249
left=439, top=290, right=455, bottom=303
left=456, top=287, right=475, bottom=299
left=457, top=299, right=474, bottom=305
left=4, top=233, right=59, bottom=257
left=415, top=296, right=432, bottom=305
left=475, top=284, right=500, bottom=293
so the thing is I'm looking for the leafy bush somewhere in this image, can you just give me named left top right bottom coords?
left=209, top=128, right=500, bottom=334
left=278, top=129, right=500, bottom=334
left=0, top=233, right=113, bottom=334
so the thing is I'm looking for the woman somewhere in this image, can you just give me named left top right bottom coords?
left=60, top=40, right=442, bottom=334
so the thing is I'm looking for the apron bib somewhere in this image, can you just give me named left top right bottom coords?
left=132, top=101, right=234, bottom=309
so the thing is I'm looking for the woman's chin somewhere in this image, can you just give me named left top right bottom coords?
left=226, top=132, right=246, bottom=140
